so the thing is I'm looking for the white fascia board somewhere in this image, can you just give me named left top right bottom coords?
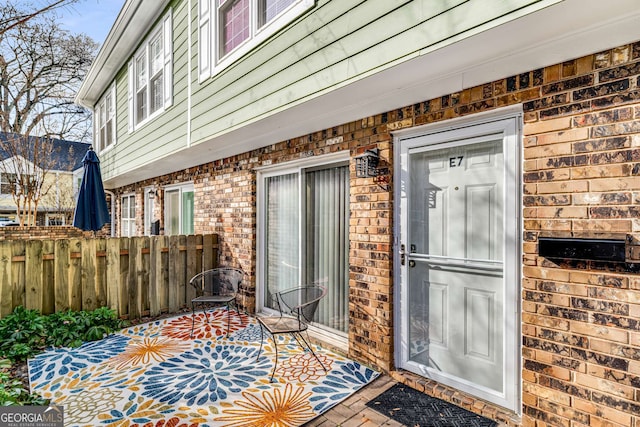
left=75, top=0, right=171, bottom=109
left=104, top=0, right=640, bottom=188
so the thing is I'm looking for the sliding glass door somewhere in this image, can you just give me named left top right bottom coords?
left=260, top=158, right=349, bottom=336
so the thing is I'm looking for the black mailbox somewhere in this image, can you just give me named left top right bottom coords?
left=538, top=237, right=626, bottom=262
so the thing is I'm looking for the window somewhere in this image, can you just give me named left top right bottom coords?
left=95, top=84, right=116, bottom=152
left=121, top=194, right=136, bottom=237
left=46, top=214, right=65, bottom=226
left=199, top=0, right=313, bottom=79
left=258, top=155, right=349, bottom=338
left=164, top=184, right=194, bottom=235
left=0, top=173, right=16, bottom=195
left=128, top=9, right=173, bottom=131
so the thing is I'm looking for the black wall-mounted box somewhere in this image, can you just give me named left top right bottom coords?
left=538, top=237, right=626, bottom=263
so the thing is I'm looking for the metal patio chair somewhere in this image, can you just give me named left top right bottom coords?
left=255, top=284, right=328, bottom=381
left=189, top=267, right=244, bottom=338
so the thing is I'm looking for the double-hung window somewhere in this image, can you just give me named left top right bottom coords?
left=95, top=84, right=116, bottom=152
left=128, top=9, right=173, bottom=132
left=164, top=184, right=194, bottom=235
left=199, top=0, right=313, bottom=79
left=121, top=194, right=136, bottom=237
left=258, top=153, right=350, bottom=341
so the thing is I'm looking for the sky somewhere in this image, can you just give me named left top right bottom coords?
left=56, top=0, right=125, bottom=45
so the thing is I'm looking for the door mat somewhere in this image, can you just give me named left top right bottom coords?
left=365, top=383, right=497, bottom=427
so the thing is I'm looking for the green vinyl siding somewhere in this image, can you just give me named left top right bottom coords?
left=99, top=0, right=555, bottom=180
left=188, top=0, right=549, bottom=143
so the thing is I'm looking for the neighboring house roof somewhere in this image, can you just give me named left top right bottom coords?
left=0, top=132, right=90, bottom=172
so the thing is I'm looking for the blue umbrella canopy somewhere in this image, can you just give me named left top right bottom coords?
left=73, top=147, right=109, bottom=232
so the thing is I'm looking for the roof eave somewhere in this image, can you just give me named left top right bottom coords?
left=75, top=0, right=171, bottom=109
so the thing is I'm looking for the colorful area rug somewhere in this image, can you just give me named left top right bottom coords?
left=28, top=310, right=378, bottom=427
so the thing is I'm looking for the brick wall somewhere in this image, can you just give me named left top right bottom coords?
left=111, top=40, right=640, bottom=426
left=0, top=226, right=98, bottom=240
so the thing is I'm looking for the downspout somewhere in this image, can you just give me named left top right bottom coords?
left=104, top=189, right=116, bottom=237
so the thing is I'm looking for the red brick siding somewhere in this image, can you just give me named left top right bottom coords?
left=111, top=40, right=640, bottom=426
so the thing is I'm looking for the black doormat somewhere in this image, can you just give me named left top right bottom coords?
left=365, top=384, right=497, bottom=427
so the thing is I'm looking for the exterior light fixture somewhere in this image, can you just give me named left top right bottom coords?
left=148, top=189, right=156, bottom=200
left=355, top=148, right=380, bottom=178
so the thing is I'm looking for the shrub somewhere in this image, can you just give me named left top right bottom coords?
left=0, top=359, right=48, bottom=406
left=0, top=306, right=126, bottom=362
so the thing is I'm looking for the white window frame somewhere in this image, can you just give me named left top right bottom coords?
left=94, top=83, right=116, bottom=153
left=163, top=183, right=194, bottom=236
left=121, top=193, right=136, bottom=237
left=128, top=8, right=173, bottom=132
left=256, top=151, right=350, bottom=349
left=199, top=0, right=313, bottom=80
left=45, top=214, right=65, bottom=226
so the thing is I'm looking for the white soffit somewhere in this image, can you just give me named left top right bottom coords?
left=105, top=0, right=640, bottom=187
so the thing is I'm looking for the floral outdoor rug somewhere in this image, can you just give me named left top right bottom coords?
left=28, top=309, right=378, bottom=427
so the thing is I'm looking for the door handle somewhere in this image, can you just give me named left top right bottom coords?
left=399, top=244, right=405, bottom=265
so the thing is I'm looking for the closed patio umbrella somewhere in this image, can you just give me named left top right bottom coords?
left=73, top=147, right=109, bottom=232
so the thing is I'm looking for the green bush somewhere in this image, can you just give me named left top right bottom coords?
left=0, top=306, right=126, bottom=362
left=0, top=359, right=48, bottom=406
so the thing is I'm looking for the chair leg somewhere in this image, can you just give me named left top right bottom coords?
left=295, top=332, right=327, bottom=372
left=269, top=333, right=279, bottom=383
left=226, top=303, right=231, bottom=337
left=190, top=301, right=196, bottom=338
left=255, top=323, right=265, bottom=363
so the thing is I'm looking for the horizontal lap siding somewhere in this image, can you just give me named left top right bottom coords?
left=102, top=0, right=190, bottom=177
left=189, top=0, right=545, bottom=143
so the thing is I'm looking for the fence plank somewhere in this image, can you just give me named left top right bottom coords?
left=81, top=239, right=97, bottom=311
left=95, top=239, right=107, bottom=308
left=0, top=241, right=12, bottom=316
left=149, top=236, right=162, bottom=316
left=106, top=238, right=121, bottom=313
left=127, top=237, right=140, bottom=319
left=68, top=239, right=82, bottom=311
left=141, top=237, right=150, bottom=315
left=25, top=240, right=43, bottom=311
left=203, top=234, right=214, bottom=270
left=54, top=240, right=70, bottom=312
left=177, top=235, right=187, bottom=308
left=168, top=236, right=179, bottom=313
left=42, top=240, right=55, bottom=315
left=186, top=235, right=197, bottom=303
left=119, top=238, right=130, bottom=318
left=159, top=235, right=169, bottom=313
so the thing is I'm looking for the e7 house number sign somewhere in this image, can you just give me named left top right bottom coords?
left=449, top=156, right=463, bottom=167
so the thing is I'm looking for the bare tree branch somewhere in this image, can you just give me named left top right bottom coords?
left=0, top=2, right=96, bottom=224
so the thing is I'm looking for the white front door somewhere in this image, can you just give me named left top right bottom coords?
left=395, top=112, right=521, bottom=412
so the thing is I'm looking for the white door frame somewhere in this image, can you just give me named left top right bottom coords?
left=392, top=105, right=522, bottom=413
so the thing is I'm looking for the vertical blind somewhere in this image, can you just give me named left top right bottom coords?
left=264, top=164, right=349, bottom=334
left=265, top=173, right=300, bottom=304
left=305, top=166, right=349, bottom=333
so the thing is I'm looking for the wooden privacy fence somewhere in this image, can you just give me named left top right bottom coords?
left=0, top=234, right=218, bottom=320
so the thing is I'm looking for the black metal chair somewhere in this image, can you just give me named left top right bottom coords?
left=255, top=284, right=328, bottom=382
left=189, top=267, right=244, bottom=338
